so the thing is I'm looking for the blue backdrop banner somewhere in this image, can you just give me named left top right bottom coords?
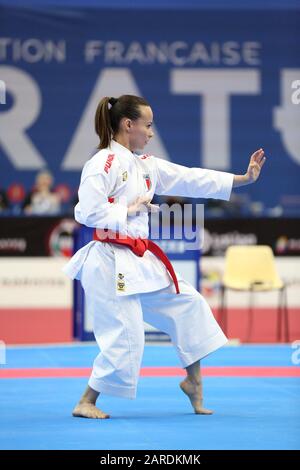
left=0, top=4, right=299, bottom=210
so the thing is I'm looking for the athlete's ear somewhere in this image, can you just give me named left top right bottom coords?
left=123, top=118, right=132, bottom=132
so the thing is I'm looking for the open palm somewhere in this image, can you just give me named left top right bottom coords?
left=246, top=148, right=266, bottom=183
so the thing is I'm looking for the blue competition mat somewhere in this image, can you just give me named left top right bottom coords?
left=0, top=344, right=299, bottom=450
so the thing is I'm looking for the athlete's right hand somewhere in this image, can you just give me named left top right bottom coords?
left=127, top=195, right=160, bottom=217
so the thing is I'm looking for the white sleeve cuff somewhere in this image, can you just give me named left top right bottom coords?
left=217, top=172, right=234, bottom=201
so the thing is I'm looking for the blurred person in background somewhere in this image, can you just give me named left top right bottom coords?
left=22, top=170, right=61, bottom=215
left=0, top=187, right=9, bottom=213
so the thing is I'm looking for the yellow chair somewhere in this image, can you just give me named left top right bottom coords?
left=219, top=245, right=289, bottom=342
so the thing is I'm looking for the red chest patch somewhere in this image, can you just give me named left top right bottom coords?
left=143, top=173, right=152, bottom=191
left=104, top=154, right=115, bottom=173
left=140, top=154, right=150, bottom=160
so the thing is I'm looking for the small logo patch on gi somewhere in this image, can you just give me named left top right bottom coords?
left=122, top=171, right=128, bottom=181
left=117, top=281, right=125, bottom=291
left=143, top=173, right=152, bottom=191
left=117, top=273, right=125, bottom=291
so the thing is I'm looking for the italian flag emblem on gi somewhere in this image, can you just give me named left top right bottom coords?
left=143, top=174, right=152, bottom=191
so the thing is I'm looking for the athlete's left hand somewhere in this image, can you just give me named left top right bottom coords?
left=246, top=148, right=266, bottom=183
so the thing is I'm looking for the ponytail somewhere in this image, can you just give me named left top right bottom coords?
left=95, top=96, right=113, bottom=150
left=94, top=94, right=150, bottom=150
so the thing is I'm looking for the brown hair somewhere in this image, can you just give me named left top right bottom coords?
left=95, top=94, right=150, bottom=150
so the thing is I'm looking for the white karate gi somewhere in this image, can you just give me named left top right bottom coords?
left=63, top=139, right=234, bottom=399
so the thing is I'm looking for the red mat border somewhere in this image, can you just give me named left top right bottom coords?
left=0, top=366, right=299, bottom=379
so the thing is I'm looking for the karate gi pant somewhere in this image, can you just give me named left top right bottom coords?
left=79, top=243, right=227, bottom=399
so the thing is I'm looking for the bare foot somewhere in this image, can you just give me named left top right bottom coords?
left=180, top=378, right=213, bottom=415
left=72, top=402, right=110, bottom=419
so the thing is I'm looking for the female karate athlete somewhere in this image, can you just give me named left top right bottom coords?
left=63, top=94, right=266, bottom=419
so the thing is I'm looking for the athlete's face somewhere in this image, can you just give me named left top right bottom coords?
left=129, top=106, right=154, bottom=151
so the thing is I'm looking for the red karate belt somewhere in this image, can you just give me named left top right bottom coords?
left=93, top=228, right=180, bottom=294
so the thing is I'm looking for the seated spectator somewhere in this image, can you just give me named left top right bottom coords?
left=22, top=170, right=61, bottom=215
left=0, top=188, right=9, bottom=212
